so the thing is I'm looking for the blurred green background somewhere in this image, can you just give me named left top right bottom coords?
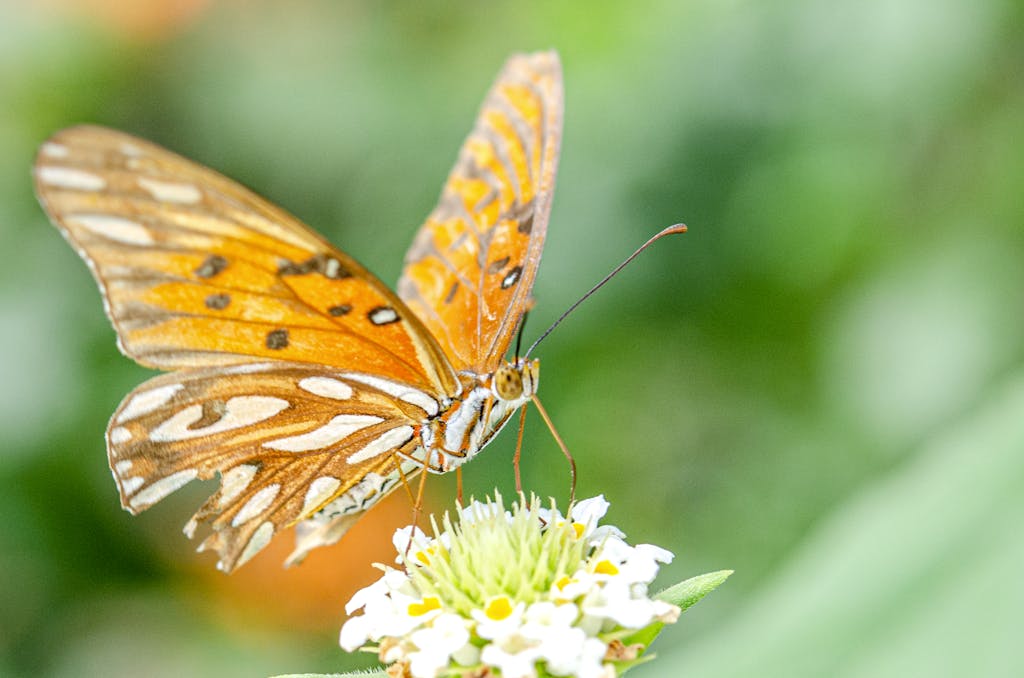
left=2, top=1, right=1022, bottom=676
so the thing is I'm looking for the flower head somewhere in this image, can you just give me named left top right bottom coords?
left=340, top=492, right=681, bottom=678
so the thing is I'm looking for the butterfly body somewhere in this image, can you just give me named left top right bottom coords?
left=421, top=359, right=540, bottom=472
left=35, top=52, right=562, bottom=571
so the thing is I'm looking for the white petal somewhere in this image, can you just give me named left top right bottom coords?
left=345, top=576, right=390, bottom=614
left=480, top=639, right=543, bottom=678
left=653, top=600, right=681, bottom=623
left=409, top=613, right=471, bottom=672
left=408, top=648, right=449, bottom=678
left=392, top=525, right=430, bottom=563
left=635, top=542, right=674, bottom=563
left=570, top=495, right=609, bottom=525
left=471, top=602, right=525, bottom=641
left=575, top=638, right=613, bottom=678
left=532, top=625, right=587, bottom=674
left=339, top=614, right=373, bottom=652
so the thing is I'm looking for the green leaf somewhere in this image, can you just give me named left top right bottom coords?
left=656, top=569, right=734, bottom=612
left=620, top=570, right=733, bottom=653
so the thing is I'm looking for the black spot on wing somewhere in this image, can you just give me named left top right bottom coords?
left=328, top=304, right=352, bottom=317
left=506, top=199, right=536, bottom=235
left=444, top=281, right=459, bottom=304
left=266, top=328, right=289, bottom=349
left=517, top=212, right=534, bottom=235
left=195, top=255, right=228, bottom=279
left=487, top=256, right=510, bottom=274
left=205, top=293, right=231, bottom=310
left=278, top=253, right=351, bottom=279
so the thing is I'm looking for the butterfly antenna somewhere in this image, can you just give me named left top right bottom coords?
left=524, top=224, right=687, bottom=357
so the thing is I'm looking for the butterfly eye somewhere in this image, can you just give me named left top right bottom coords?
left=493, top=365, right=524, bottom=401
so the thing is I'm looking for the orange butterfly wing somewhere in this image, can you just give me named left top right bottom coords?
left=34, top=126, right=460, bottom=570
left=35, top=126, right=458, bottom=395
left=107, top=364, right=428, bottom=571
left=398, top=51, right=563, bottom=372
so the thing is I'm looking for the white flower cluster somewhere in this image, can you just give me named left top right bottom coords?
left=340, top=494, right=680, bottom=678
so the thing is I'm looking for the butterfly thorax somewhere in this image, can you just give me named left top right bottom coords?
left=416, top=358, right=539, bottom=473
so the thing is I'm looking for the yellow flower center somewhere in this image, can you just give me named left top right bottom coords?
left=407, top=596, right=441, bottom=617
left=415, top=545, right=437, bottom=566
left=484, top=596, right=514, bottom=620
left=572, top=522, right=586, bottom=538
left=555, top=575, right=573, bottom=590
left=594, top=560, right=619, bottom=575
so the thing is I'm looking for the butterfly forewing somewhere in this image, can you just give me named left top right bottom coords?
left=34, top=126, right=458, bottom=393
left=108, top=363, right=429, bottom=571
left=398, top=51, right=563, bottom=372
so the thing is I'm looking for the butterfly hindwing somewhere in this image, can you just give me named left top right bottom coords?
left=34, top=126, right=458, bottom=394
left=108, top=363, right=430, bottom=571
left=398, top=51, right=563, bottom=372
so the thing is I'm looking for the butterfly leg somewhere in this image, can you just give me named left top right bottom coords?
left=513, top=405, right=528, bottom=496
left=394, top=452, right=417, bottom=504
left=404, top=450, right=436, bottom=559
left=531, top=395, right=577, bottom=505
left=456, top=466, right=464, bottom=505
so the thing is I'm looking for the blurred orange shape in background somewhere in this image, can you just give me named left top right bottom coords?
left=39, top=0, right=212, bottom=41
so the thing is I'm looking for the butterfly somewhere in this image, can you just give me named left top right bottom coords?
left=34, top=51, right=562, bottom=572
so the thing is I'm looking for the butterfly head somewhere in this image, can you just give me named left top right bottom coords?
left=492, top=359, right=540, bottom=403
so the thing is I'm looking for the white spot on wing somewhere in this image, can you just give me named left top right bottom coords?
left=120, top=142, right=144, bottom=157
left=129, top=469, right=198, bottom=509
left=347, top=425, right=414, bottom=464
left=40, top=142, right=70, bottom=158
left=342, top=373, right=439, bottom=416
left=67, top=214, right=154, bottom=246
left=37, top=166, right=105, bottom=190
left=236, top=520, right=274, bottom=567
left=109, top=426, right=132, bottom=444
left=502, top=267, right=521, bottom=289
left=138, top=177, right=202, bottom=204
left=122, top=476, right=144, bottom=494
left=219, top=363, right=278, bottom=375
left=218, top=463, right=259, bottom=507
left=301, top=476, right=341, bottom=517
left=151, top=396, right=289, bottom=442
left=232, top=484, right=281, bottom=527
left=262, top=414, right=382, bottom=452
left=117, top=383, right=184, bottom=422
left=114, top=459, right=133, bottom=475
left=298, top=376, right=353, bottom=400
left=369, top=307, right=399, bottom=325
